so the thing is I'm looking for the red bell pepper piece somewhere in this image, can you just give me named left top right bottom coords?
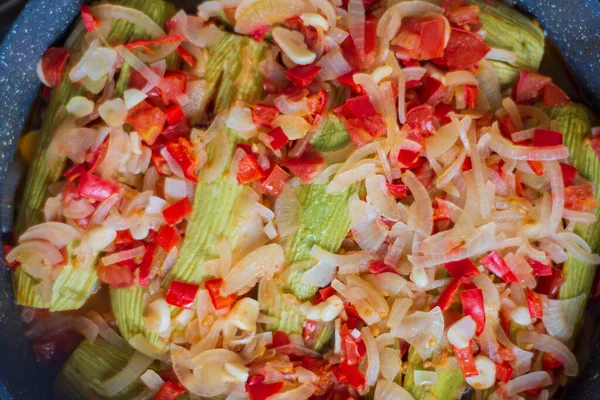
left=525, top=288, right=543, bottom=319
left=513, top=71, right=551, bottom=104
left=165, top=104, right=185, bottom=126
left=97, top=264, right=135, bottom=288
left=405, top=104, right=436, bottom=137
left=154, top=381, right=187, bottom=400
left=499, top=114, right=517, bottom=139
left=397, top=149, right=421, bottom=168
left=166, top=280, right=199, bottom=309
left=340, top=324, right=367, bottom=365
left=564, top=184, right=600, bottom=212
left=464, top=84, right=478, bottom=109
left=542, top=82, right=570, bottom=107
left=269, top=331, right=291, bottom=348
left=166, top=137, right=198, bottom=182
left=155, top=71, right=187, bottom=105
left=237, top=154, right=265, bottom=184
left=397, top=16, right=446, bottom=60
left=77, top=171, right=119, bottom=202
left=533, top=129, right=563, bottom=147
left=495, top=362, right=513, bottom=383
left=433, top=198, right=452, bottom=222
left=452, top=344, right=478, bottom=378
left=345, top=95, right=378, bottom=119
left=176, top=46, right=196, bottom=68
left=306, top=89, right=328, bottom=126
left=314, top=285, right=336, bottom=305
left=267, top=127, right=289, bottom=150
left=126, top=100, right=167, bottom=145
left=252, top=104, right=280, bottom=128
left=461, top=288, right=485, bottom=335
left=249, top=25, right=270, bottom=42
left=162, top=197, right=193, bottom=225
left=334, top=360, right=366, bottom=391
left=125, top=34, right=186, bottom=53
left=62, top=181, right=80, bottom=204
left=281, top=145, right=324, bottom=184
left=337, top=71, right=362, bottom=94
left=419, top=76, right=449, bottom=106
left=559, top=162, right=577, bottom=187
left=434, top=277, right=475, bottom=311
left=39, top=47, right=70, bottom=88
left=156, top=225, right=180, bottom=252
left=115, top=230, right=135, bottom=247
left=535, top=266, right=564, bottom=299
left=444, top=259, right=480, bottom=278
left=368, top=260, right=396, bottom=274
left=302, top=319, right=319, bottom=343
left=204, top=278, right=237, bottom=310
left=542, top=352, right=564, bottom=370
left=138, top=243, right=157, bottom=287
left=259, top=165, right=290, bottom=197
left=285, top=64, right=322, bottom=88
left=526, top=160, right=544, bottom=176
left=462, top=156, right=473, bottom=172
left=80, top=5, right=100, bottom=32
left=63, top=163, right=86, bottom=181
left=386, top=183, right=408, bottom=200
left=529, top=259, right=552, bottom=276
left=436, top=28, right=490, bottom=70
left=246, top=375, right=284, bottom=400
left=481, top=251, right=518, bottom=283
left=434, top=103, right=454, bottom=124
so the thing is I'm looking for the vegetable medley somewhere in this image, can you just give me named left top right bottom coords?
left=6, top=0, right=600, bottom=398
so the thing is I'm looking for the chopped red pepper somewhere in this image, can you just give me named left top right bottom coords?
left=156, top=225, right=180, bottom=252
left=97, top=264, right=135, bottom=288
left=559, top=162, right=577, bottom=187
left=435, top=27, right=490, bottom=70
left=166, top=137, right=198, bottom=182
left=314, top=285, right=336, bottom=305
left=63, top=163, right=86, bottom=181
left=267, top=127, right=289, bottom=150
left=405, top=104, right=436, bottom=137
left=115, top=230, right=136, bottom=247
left=462, top=156, right=473, bottom=172
left=39, top=47, right=70, bottom=88
left=334, top=360, right=366, bottom=391
left=125, top=34, right=186, bottom=53
left=162, top=197, right=193, bottom=226
left=165, top=104, right=185, bottom=126
left=461, top=288, right=485, bottom=335
left=500, top=114, right=517, bottom=139
left=533, top=129, right=563, bottom=147
left=302, top=319, right=319, bottom=343
left=464, top=84, right=478, bottom=109
left=529, top=259, right=552, bottom=276
left=513, top=71, right=551, bottom=104
left=434, top=277, right=475, bottom=312
left=259, top=165, right=291, bottom=197
left=334, top=102, right=386, bottom=147
left=526, top=288, right=544, bottom=319
left=564, top=184, right=600, bottom=212
left=526, top=160, right=544, bottom=176
left=269, top=330, right=291, bottom=348
left=286, top=64, right=322, bottom=88
left=419, top=76, right=450, bottom=106
left=542, top=82, right=570, bottom=107
left=154, top=381, right=187, bottom=400
left=126, top=100, right=167, bottom=145
left=345, top=95, right=378, bottom=119
left=535, top=266, right=564, bottom=299
left=444, top=259, right=480, bottom=278
left=249, top=25, right=270, bottom=41
left=246, top=375, right=284, bottom=400
left=397, top=148, right=421, bottom=169
left=204, top=278, right=237, bottom=311
left=396, top=16, right=446, bottom=60
left=154, top=71, right=187, bottom=105
left=542, top=352, right=564, bottom=370
left=281, top=145, right=324, bottom=184
left=176, top=46, right=196, bottom=68
left=237, top=154, right=266, bottom=184
left=340, top=324, right=367, bottom=365
left=452, top=344, right=478, bottom=378
left=337, top=71, right=362, bottom=94
left=306, top=89, right=328, bottom=126
left=367, top=260, right=396, bottom=274
left=433, top=103, right=454, bottom=124
left=166, top=280, right=199, bottom=309
left=77, top=171, right=119, bottom=201
left=386, top=183, right=409, bottom=200
left=80, top=5, right=100, bottom=32
left=495, top=362, right=513, bottom=383
left=252, top=104, right=280, bottom=128
left=480, top=251, right=518, bottom=283
left=138, top=243, right=157, bottom=287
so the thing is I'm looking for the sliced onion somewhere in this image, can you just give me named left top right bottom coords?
left=425, top=119, right=461, bottom=159
left=92, top=4, right=164, bottom=37
left=275, top=180, right=301, bottom=239
left=89, top=193, right=121, bottom=226
left=379, top=347, right=401, bottom=382
left=222, top=244, right=285, bottom=295
left=414, top=370, right=437, bottom=386
left=362, top=326, right=379, bottom=386
left=129, top=334, right=166, bottom=360
left=374, top=379, right=413, bottom=400
left=140, top=369, right=164, bottom=392
left=274, top=92, right=310, bottom=115
left=310, top=245, right=369, bottom=268
left=19, top=222, right=81, bottom=248
left=403, top=170, right=433, bottom=237
left=347, top=0, right=365, bottom=59
left=301, top=261, right=337, bottom=287
left=202, top=122, right=229, bottom=183
left=316, top=45, right=351, bottom=80
left=446, top=316, right=476, bottom=348
left=353, top=73, right=384, bottom=113
left=386, top=297, right=412, bottom=330
left=542, top=161, right=564, bottom=235
left=327, top=163, right=377, bottom=195
left=501, top=371, right=552, bottom=397
left=349, top=194, right=388, bottom=252
left=542, top=294, right=586, bottom=342
left=7, top=240, right=63, bottom=266
left=270, top=383, right=316, bottom=400
left=486, top=124, right=569, bottom=160
left=101, top=245, right=145, bottom=266
left=495, top=326, right=532, bottom=376
left=227, top=102, right=257, bottom=137
left=115, top=45, right=163, bottom=92
left=444, top=71, right=478, bottom=87
left=234, top=0, right=314, bottom=35
left=554, top=232, right=600, bottom=264
left=391, top=307, right=444, bottom=358
left=88, top=312, right=130, bottom=352
left=378, top=1, right=443, bottom=41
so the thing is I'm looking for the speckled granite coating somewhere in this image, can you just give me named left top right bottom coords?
left=0, top=0, right=598, bottom=399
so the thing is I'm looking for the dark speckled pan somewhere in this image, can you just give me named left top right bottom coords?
left=0, top=0, right=598, bottom=399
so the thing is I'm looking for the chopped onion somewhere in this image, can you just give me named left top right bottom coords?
left=88, top=311, right=130, bottom=352
left=316, top=45, right=351, bottom=80
left=234, top=0, right=314, bottom=35
left=486, top=124, right=569, bottom=160
left=222, top=244, right=285, bottom=295
left=301, top=261, right=337, bottom=287
left=378, top=1, right=443, bottom=41
left=391, top=307, right=444, bottom=358
left=379, top=347, right=401, bottom=382
left=270, top=383, right=316, bottom=400
left=274, top=92, right=310, bottom=115
left=414, top=370, right=437, bottom=386
left=444, top=71, right=478, bottom=87
left=102, top=351, right=153, bottom=396
left=466, top=355, right=497, bottom=390
left=19, top=222, right=81, bottom=249
left=362, top=326, right=379, bottom=386
left=349, top=194, right=388, bottom=252
left=374, top=379, right=414, bottom=400
left=542, top=294, right=586, bottom=342
left=347, top=0, right=365, bottom=59
left=447, top=316, right=476, bottom=348
left=501, top=371, right=552, bottom=397
left=92, top=4, right=165, bottom=38
left=101, top=245, right=145, bottom=266
left=403, top=170, right=433, bottom=237
left=140, top=369, right=164, bottom=392
left=144, top=298, right=171, bottom=334
left=425, top=119, right=461, bottom=159
left=327, top=163, right=377, bottom=195
left=387, top=297, right=412, bottom=330
left=129, top=334, right=166, bottom=360
left=7, top=240, right=63, bottom=266
left=227, top=101, right=257, bottom=138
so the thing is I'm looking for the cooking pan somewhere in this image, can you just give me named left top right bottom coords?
left=0, top=0, right=598, bottom=398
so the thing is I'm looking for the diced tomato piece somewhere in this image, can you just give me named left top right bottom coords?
left=535, top=266, right=564, bottom=299
left=250, top=25, right=270, bottom=41
left=267, top=127, right=289, bottom=150
left=162, top=197, right=193, bottom=225
left=419, top=76, right=449, bottom=106
left=447, top=5, right=480, bottom=26
left=86, top=138, right=109, bottom=174
left=338, top=113, right=387, bottom=147
left=533, top=129, right=563, bottom=147
left=237, top=154, right=265, bottom=184
left=340, top=324, right=367, bottom=365
left=452, top=345, right=478, bottom=378
left=495, top=362, right=513, bottom=383
left=481, top=251, right=518, bottom=283
left=115, top=230, right=135, bottom=247
left=286, top=64, right=322, bottom=88
left=461, top=288, right=485, bottom=335
left=166, top=280, right=199, bottom=309
left=434, top=103, right=454, bottom=124
left=204, top=278, right=237, bottom=310
left=464, top=84, right=478, bottom=109
left=269, top=330, right=291, bottom=348
left=345, top=95, right=378, bottom=119
left=259, top=165, right=291, bottom=197
left=397, top=149, right=421, bottom=169
left=156, top=225, right=180, bottom=252
left=542, top=352, right=564, bottom=370
left=525, top=288, right=543, bottom=319
left=152, top=148, right=169, bottom=175
left=405, top=104, right=436, bottom=137
left=436, top=28, right=490, bottom=70
left=397, top=16, right=446, bottom=60
left=542, top=82, right=570, bottom=107
left=166, top=137, right=198, bottom=182
left=252, top=104, right=280, bottom=128
left=337, top=71, right=362, bottom=94
left=526, top=160, right=544, bottom=176
left=334, top=360, right=366, bottom=391
left=154, top=381, right=187, bottom=400
left=97, top=263, right=135, bottom=288
left=529, top=259, right=552, bottom=276
left=246, top=375, right=284, bottom=400
left=513, top=70, right=552, bottom=104
left=302, top=320, right=319, bottom=343
left=80, top=5, right=100, bottom=32
left=386, top=183, right=408, bottom=199
left=368, top=260, right=396, bottom=274
left=157, top=71, right=187, bottom=105
left=314, top=285, right=336, bottom=305
left=39, top=47, right=70, bottom=88
left=559, top=162, right=577, bottom=187
left=63, top=163, right=86, bottom=181
left=126, top=100, right=167, bottom=145
left=165, top=104, right=185, bottom=126
left=444, top=259, right=480, bottom=278
left=434, top=277, right=475, bottom=312
left=161, top=117, right=190, bottom=141
left=281, top=145, right=324, bottom=184
left=77, top=171, right=119, bottom=201
left=564, top=184, right=600, bottom=212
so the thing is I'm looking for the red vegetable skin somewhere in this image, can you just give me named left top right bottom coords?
left=461, top=288, right=485, bottom=335
left=542, top=82, right=570, bottom=107
left=162, top=197, right=193, bottom=226
left=97, top=263, right=135, bottom=288
left=535, top=266, right=564, bottom=299
left=559, top=162, right=577, bottom=187
left=385, top=183, right=408, bottom=200
left=259, top=165, right=290, bottom=197
left=419, top=76, right=450, bottom=106
left=166, top=280, right=199, bottom=309
left=525, top=288, right=544, bottom=319
left=345, top=95, right=378, bottom=119
left=125, top=34, right=186, bottom=52
left=80, top=5, right=100, bottom=32
left=165, top=105, right=185, bottom=126
left=526, top=160, right=544, bottom=176
left=176, top=46, right=196, bottom=68
left=138, top=243, right=156, bottom=287
left=126, top=100, right=167, bottom=145
left=302, top=319, right=319, bottom=343
left=564, top=184, right=600, bottom=212
left=154, top=381, right=187, bottom=400
left=542, top=352, right=564, bottom=370
left=156, top=225, right=180, bottom=252
left=314, top=285, right=336, bottom=305
left=337, top=71, right=362, bottom=94
left=3, top=245, right=19, bottom=269
left=464, top=84, right=478, bottom=109
left=444, top=258, right=480, bottom=278
left=269, top=330, right=291, bottom=348
left=77, top=171, right=119, bottom=201
left=445, top=3, right=480, bottom=26
left=529, top=259, right=552, bottom=276
left=252, top=104, right=280, bottom=128
left=452, top=344, right=478, bottom=378
left=405, top=104, right=436, bottom=136
left=39, top=47, right=70, bottom=88
left=480, top=251, right=518, bottom=283
left=237, top=154, right=266, bottom=184
left=156, top=71, right=187, bottom=105
left=368, top=260, right=396, bottom=274
left=513, top=71, right=551, bottom=104
left=334, top=360, right=366, bottom=391
left=246, top=375, right=284, bottom=400
left=434, top=277, right=475, bottom=312
left=340, top=324, right=367, bottom=365
left=495, top=362, right=513, bottom=383
left=204, top=278, right=237, bottom=310
left=285, top=64, right=322, bottom=88
left=396, top=16, right=446, bottom=60
left=397, top=148, right=421, bottom=169
left=249, top=25, right=270, bottom=42
left=281, top=145, right=324, bottom=184
left=533, top=129, right=563, bottom=147
left=166, top=137, right=198, bottom=182
left=266, top=127, right=289, bottom=150
left=436, top=28, right=490, bottom=70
